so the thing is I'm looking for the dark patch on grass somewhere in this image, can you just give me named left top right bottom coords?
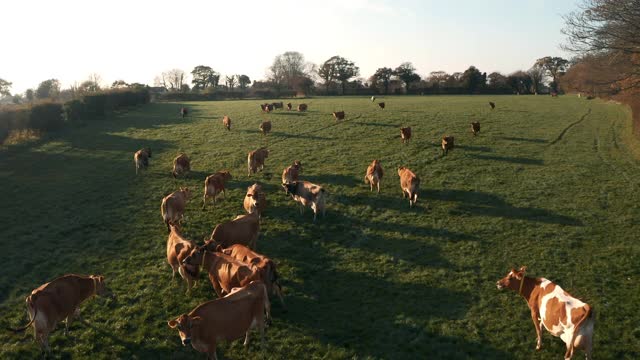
left=469, top=154, right=544, bottom=165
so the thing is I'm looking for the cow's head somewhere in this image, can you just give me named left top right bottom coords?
left=293, top=160, right=302, bottom=172
left=219, top=170, right=232, bottom=181
left=282, top=182, right=297, bottom=196
left=182, top=246, right=206, bottom=267
left=168, top=314, right=202, bottom=346
left=90, top=275, right=114, bottom=298
left=496, top=266, right=527, bottom=291
left=246, top=183, right=263, bottom=210
left=180, top=187, right=193, bottom=199
left=145, top=148, right=152, bottom=158
left=397, top=166, right=406, bottom=176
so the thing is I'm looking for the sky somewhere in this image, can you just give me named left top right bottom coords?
left=1, top=0, right=580, bottom=94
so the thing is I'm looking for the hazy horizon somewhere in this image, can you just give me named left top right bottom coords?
left=2, top=0, right=578, bottom=94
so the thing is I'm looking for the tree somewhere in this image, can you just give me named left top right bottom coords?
left=191, top=65, right=220, bottom=90
left=371, top=67, right=394, bottom=94
left=25, top=89, right=34, bottom=102
left=507, top=71, right=533, bottom=94
left=487, top=72, right=508, bottom=88
left=112, top=80, right=129, bottom=88
left=318, top=57, right=338, bottom=94
left=237, top=75, right=251, bottom=90
left=394, top=62, right=420, bottom=93
left=535, top=57, right=569, bottom=92
left=269, top=51, right=314, bottom=92
left=225, top=75, right=236, bottom=91
left=79, top=74, right=102, bottom=93
left=528, top=64, right=545, bottom=94
left=35, top=79, right=61, bottom=99
left=461, top=66, right=487, bottom=93
left=0, top=78, right=12, bottom=97
left=333, top=57, right=359, bottom=95
left=162, top=69, right=187, bottom=91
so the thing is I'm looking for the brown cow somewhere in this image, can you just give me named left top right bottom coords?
left=441, top=135, right=454, bottom=156
left=471, top=122, right=480, bottom=136
left=222, top=115, right=231, bottom=131
left=397, top=166, right=419, bottom=207
left=489, top=101, right=496, bottom=109
left=332, top=111, right=345, bottom=121
left=497, top=267, right=594, bottom=360
left=378, top=102, right=386, bottom=109
left=260, top=103, right=273, bottom=112
left=297, top=103, right=308, bottom=112
left=281, top=160, right=302, bottom=184
left=8, top=274, right=109, bottom=353
left=282, top=181, right=326, bottom=222
left=161, top=187, right=192, bottom=232
left=166, top=224, right=199, bottom=292
left=208, top=212, right=260, bottom=249
left=172, top=153, right=191, bottom=178
left=364, top=159, right=384, bottom=193
left=134, top=147, right=151, bottom=174
left=202, top=171, right=232, bottom=210
left=180, top=107, right=189, bottom=118
left=243, top=183, right=266, bottom=218
left=400, top=127, right=412, bottom=144
left=272, top=102, right=284, bottom=109
left=286, top=103, right=292, bottom=111
left=247, top=148, right=269, bottom=176
left=260, top=120, right=272, bottom=136
left=168, top=281, right=270, bottom=359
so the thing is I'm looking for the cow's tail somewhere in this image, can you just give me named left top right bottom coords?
left=567, top=304, right=593, bottom=358
left=364, top=173, right=369, bottom=184
left=8, top=296, right=36, bottom=332
left=261, top=282, right=272, bottom=325
left=411, top=178, right=420, bottom=204
left=161, top=198, right=170, bottom=232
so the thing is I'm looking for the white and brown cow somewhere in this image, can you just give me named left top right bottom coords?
left=496, top=267, right=594, bottom=360
left=243, top=183, right=266, bottom=218
left=400, top=127, right=412, bottom=144
left=166, top=224, right=199, bottom=292
left=222, top=115, right=231, bottom=131
left=332, top=111, right=345, bottom=121
left=281, top=160, right=302, bottom=184
left=282, top=181, right=326, bottom=222
left=134, top=148, right=151, bottom=174
left=471, top=121, right=480, bottom=136
left=172, top=153, right=191, bottom=178
left=161, top=187, right=192, bottom=232
left=260, top=120, right=272, bottom=136
left=208, top=212, right=260, bottom=250
left=441, top=135, right=454, bottom=156
left=247, top=148, right=269, bottom=176
left=364, top=159, right=384, bottom=193
left=180, top=107, right=189, bottom=118
left=202, top=171, right=232, bottom=210
left=297, top=104, right=308, bottom=112
left=397, top=166, right=419, bottom=207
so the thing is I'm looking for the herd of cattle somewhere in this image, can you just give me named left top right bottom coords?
left=7, top=99, right=594, bottom=360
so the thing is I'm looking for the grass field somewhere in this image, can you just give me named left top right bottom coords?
left=1, top=95, right=639, bottom=359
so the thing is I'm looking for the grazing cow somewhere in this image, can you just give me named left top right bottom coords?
left=471, top=122, right=480, bottom=136
left=371, top=96, right=376, bottom=102
left=332, top=111, right=345, bottom=121
left=286, top=103, right=292, bottom=110
left=272, top=102, right=283, bottom=109
left=489, top=101, right=496, bottom=109
left=551, top=92, right=558, bottom=97
left=441, top=135, right=455, bottom=156
left=364, top=159, right=383, bottom=193
left=166, top=225, right=199, bottom=292
left=247, top=148, right=269, bottom=176
left=202, top=171, right=232, bottom=210
left=134, top=147, right=151, bottom=174
left=180, top=107, right=188, bottom=118
left=243, top=183, right=266, bottom=218
left=222, top=115, right=231, bottom=131
left=260, top=120, right=272, bottom=136
left=208, top=212, right=260, bottom=249
left=400, top=127, right=412, bottom=144
left=167, top=281, right=270, bottom=359
left=297, top=103, right=308, bottom=112
left=397, top=166, right=419, bottom=207
left=172, top=153, right=191, bottom=178
left=161, top=187, right=192, bottom=232
left=8, top=274, right=109, bottom=353
left=281, top=160, right=302, bottom=184
left=378, top=102, right=385, bottom=110
left=496, top=267, right=594, bottom=360
left=282, top=181, right=326, bottom=222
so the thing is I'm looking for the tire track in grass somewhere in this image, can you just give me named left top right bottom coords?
left=549, top=108, right=592, bottom=146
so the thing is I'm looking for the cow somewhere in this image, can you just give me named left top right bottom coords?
left=167, top=280, right=270, bottom=359
left=400, top=127, right=412, bottom=144
left=441, top=135, right=455, bottom=156
left=261, top=103, right=273, bottom=112
left=8, top=274, right=110, bottom=353
left=489, top=101, right=496, bottom=109
left=166, top=224, right=199, bottom=292
left=247, top=148, right=269, bottom=176
left=496, top=267, right=594, bottom=360
left=471, top=122, right=480, bottom=136
left=161, top=187, right=192, bottom=232
left=260, top=120, right=272, bottom=136
left=282, top=181, right=326, bottom=222
left=172, top=153, right=191, bottom=178
left=378, top=102, right=385, bottom=110
left=364, top=159, right=383, bottom=193
left=297, top=103, right=308, bottom=112
left=180, top=107, right=189, bottom=118
left=286, top=102, right=292, bottom=111
left=202, top=171, right=232, bottom=210
left=551, top=92, right=558, bottom=97
left=397, top=166, right=419, bottom=207
left=272, top=102, right=284, bottom=109
left=332, top=111, right=345, bottom=121
left=243, top=183, right=266, bottom=218
left=281, top=160, right=302, bottom=184
left=208, top=212, right=261, bottom=250
left=371, top=96, right=376, bottom=102
left=134, top=147, right=151, bottom=174
left=222, top=115, right=231, bottom=131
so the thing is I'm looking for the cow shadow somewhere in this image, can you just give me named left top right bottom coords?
left=455, top=144, right=493, bottom=153
left=498, top=136, right=548, bottom=144
left=235, top=130, right=330, bottom=141
left=270, top=112, right=307, bottom=117
left=302, top=174, right=360, bottom=188
left=352, top=121, right=399, bottom=128
left=469, top=154, right=544, bottom=165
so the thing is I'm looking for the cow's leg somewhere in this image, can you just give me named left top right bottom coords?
left=243, top=330, right=251, bottom=346
left=211, top=280, right=224, bottom=298
left=530, top=310, right=542, bottom=350
left=202, top=193, right=208, bottom=210
left=370, top=181, right=373, bottom=192
left=402, top=190, right=407, bottom=198
left=376, top=181, right=380, bottom=194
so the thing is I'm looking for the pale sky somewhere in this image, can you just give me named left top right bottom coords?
left=1, top=0, right=579, bottom=94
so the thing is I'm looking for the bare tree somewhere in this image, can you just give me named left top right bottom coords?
left=528, top=65, right=545, bottom=94
left=0, top=78, right=12, bottom=96
left=225, top=75, right=236, bottom=91
left=269, top=51, right=315, bottom=93
left=158, top=69, right=186, bottom=91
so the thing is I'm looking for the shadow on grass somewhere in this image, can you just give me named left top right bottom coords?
left=352, top=121, right=399, bottom=128
left=469, top=154, right=544, bottom=165
left=498, top=136, right=548, bottom=144
left=455, top=144, right=494, bottom=152
left=235, top=129, right=330, bottom=141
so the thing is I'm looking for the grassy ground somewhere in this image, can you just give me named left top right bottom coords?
left=1, top=95, right=639, bottom=359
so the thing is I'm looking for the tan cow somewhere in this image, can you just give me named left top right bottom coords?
left=260, top=120, right=271, bottom=136
left=166, top=224, right=199, bottom=292
left=364, top=159, right=384, bottom=193
left=282, top=181, right=326, bottom=222
left=397, top=166, right=419, bottom=207
left=297, top=103, right=308, bottom=112
left=134, top=147, right=151, bottom=174
left=222, top=115, right=231, bottom=131
left=471, top=121, right=480, bottom=136
left=332, top=111, right=345, bottom=121
left=172, top=153, right=191, bottom=178
left=208, top=212, right=260, bottom=249
left=243, top=183, right=266, bottom=218
left=168, top=281, right=270, bottom=359
left=8, top=274, right=109, bottom=353
left=281, top=160, right=302, bottom=184
left=441, top=135, right=454, bottom=156
left=400, top=127, right=412, bottom=144
left=247, top=148, right=269, bottom=176
left=497, top=267, right=594, bottom=360
left=161, top=187, right=192, bottom=232
left=202, top=171, right=232, bottom=210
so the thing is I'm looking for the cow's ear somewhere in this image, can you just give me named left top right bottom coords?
left=190, top=316, right=202, bottom=326
left=168, top=320, right=178, bottom=328
left=519, top=266, right=527, bottom=274
left=216, top=245, right=223, bottom=252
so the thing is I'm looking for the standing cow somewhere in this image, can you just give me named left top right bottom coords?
left=378, top=102, right=386, bottom=110
left=364, top=159, right=384, bottom=193
left=222, top=115, right=231, bottom=131
left=489, top=101, right=496, bottom=110
left=282, top=181, right=326, bottom=222
left=172, top=153, right=191, bottom=178
left=286, top=103, right=292, bottom=111
left=441, top=136, right=454, bottom=156
left=397, top=166, right=419, bottom=207
left=180, top=107, right=189, bottom=118
left=260, top=120, right=272, bottom=136
left=471, top=122, right=480, bottom=136
left=400, top=127, right=412, bottom=144
left=297, top=104, right=308, bottom=112
left=166, top=224, right=199, bottom=292
left=332, top=111, right=345, bottom=121
left=134, top=147, right=152, bottom=174
left=247, top=148, right=269, bottom=176
left=281, top=160, right=302, bottom=184
left=243, top=183, right=267, bottom=218
left=161, top=187, right=192, bottom=232
left=202, top=171, right=232, bottom=210
left=208, top=212, right=261, bottom=250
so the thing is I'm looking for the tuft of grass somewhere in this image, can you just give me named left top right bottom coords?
left=3, top=128, right=42, bottom=145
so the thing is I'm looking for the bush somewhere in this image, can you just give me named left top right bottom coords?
left=64, top=99, right=85, bottom=125
left=29, top=102, right=64, bottom=131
